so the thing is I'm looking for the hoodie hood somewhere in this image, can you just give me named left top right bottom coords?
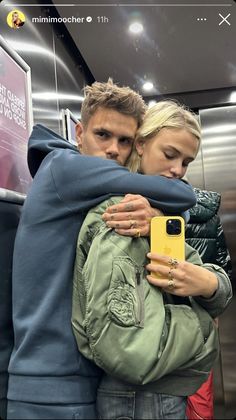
left=189, top=187, right=221, bottom=223
left=27, top=124, right=78, bottom=177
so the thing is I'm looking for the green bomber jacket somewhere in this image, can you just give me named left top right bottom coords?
left=72, top=197, right=232, bottom=395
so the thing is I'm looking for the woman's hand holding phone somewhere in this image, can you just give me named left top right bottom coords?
left=146, top=252, right=218, bottom=298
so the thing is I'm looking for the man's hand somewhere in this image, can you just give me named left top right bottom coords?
left=102, top=194, right=163, bottom=237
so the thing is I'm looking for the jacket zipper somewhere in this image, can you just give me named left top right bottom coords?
left=135, top=269, right=144, bottom=328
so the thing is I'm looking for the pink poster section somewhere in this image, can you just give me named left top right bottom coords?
left=0, top=45, right=32, bottom=194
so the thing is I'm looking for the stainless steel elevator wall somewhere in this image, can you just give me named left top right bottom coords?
left=187, top=105, right=236, bottom=419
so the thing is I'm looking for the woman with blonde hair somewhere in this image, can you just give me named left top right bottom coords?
left=102, top=100, right=201, bottom=238
left=72, top=100, right=232, bottom=419
left=11, top=11, right=24, bottom=28
left=128, top=99, right=201, bottom=175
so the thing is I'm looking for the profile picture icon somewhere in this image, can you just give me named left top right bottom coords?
left=7, top=10, right=25, bottom=29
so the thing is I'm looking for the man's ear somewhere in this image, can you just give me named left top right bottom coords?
left=75, top=122, right=83, bottom=151
left=135, top=139, right=145, bottom=156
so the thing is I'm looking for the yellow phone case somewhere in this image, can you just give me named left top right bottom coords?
left=150, top=216, right=185, bottom=279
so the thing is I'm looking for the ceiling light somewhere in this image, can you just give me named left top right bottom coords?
left=230, top=92, right=236, bottom=103
left=143, top=82, right=154, bottom=92
left=129, top=22, right=143, bottom=34
left=148, top=100, right=157, bottom=108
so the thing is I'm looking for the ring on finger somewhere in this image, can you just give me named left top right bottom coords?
left=168, top=258, right=179, bottom=269
left=167, top=279, right=175, bottom=290
left=130, top=220, right=137, bottom=228
left=134, top=228, right=141, bottom=238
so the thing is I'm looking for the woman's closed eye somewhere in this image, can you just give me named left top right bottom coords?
left=164, top=151, right=193, bottom=168
left=164, top=152, right=176, bottom=160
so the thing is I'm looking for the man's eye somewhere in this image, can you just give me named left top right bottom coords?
left=120, top=138, right=132, bottom=145
left=96, top=131, right=109, bottom=139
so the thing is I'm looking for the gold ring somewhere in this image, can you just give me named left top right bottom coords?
left=134, top=228, right=141, bottom=238
left=168, top=258, right=179, bottom=269
left=167, top=279, right=175, bottom=290
left=168, top=269, right=174, bottom=280
left=130, top=220, right=137, bottom=228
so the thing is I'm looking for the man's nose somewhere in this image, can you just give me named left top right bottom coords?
left=106, top=139, right=119, bottom=158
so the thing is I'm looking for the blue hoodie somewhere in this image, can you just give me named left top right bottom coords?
left=8, top=124, right=196, bottom=407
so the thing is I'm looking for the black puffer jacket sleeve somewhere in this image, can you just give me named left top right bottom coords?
left=185, top=188, right=232, bottom=280
left=215, top=218, right=232, bottom=279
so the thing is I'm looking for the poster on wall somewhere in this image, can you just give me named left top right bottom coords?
left=0, top=35, right=33, bottom=200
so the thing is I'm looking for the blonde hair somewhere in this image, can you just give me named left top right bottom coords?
left=81, top=78, right=147, bottom=128
left=127, top=100, right=201, bottom=172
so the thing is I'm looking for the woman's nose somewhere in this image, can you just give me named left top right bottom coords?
left=170, top=162, right=184, bottom=179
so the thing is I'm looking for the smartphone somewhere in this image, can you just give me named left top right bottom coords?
left=150, top=216, right=185, bottom=279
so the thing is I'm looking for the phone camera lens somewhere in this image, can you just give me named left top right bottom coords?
left=166, top=219, right=181, bottom=235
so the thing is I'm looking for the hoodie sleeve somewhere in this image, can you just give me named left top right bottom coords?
left=28, top=124, right=196, bottom=214
left=50, top=150, right=196, bottom=214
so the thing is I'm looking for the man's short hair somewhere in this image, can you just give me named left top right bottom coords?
left=81, top=78, right=147, bottom=128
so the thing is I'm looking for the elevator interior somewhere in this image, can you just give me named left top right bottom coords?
left=0, top=0, right=236, bottom=418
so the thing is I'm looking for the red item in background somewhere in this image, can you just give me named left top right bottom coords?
left=186, top=370, right=214, bottom=419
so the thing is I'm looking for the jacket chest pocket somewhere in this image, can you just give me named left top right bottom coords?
left=107, top=257, right=145, bottom=328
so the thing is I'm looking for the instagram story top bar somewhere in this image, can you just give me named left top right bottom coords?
left=3, top=3, right=233, bottom=7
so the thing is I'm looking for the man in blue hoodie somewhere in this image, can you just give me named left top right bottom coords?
left=7, top=80, right=196, bottom=419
